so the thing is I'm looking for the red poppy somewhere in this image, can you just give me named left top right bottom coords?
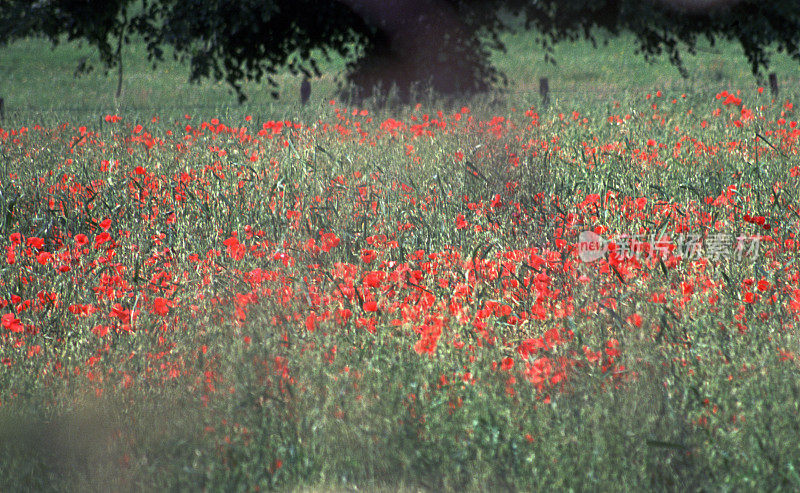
left=36, top=251, right=52, bottom=265
left=94, top=232, right=111, bottom=249
left=360, top=249, right=377, bottom=264
left=27, top=237, right=44, bottom=249
left=2, top=313, right=23, bottom=333
left=152, top=297, right=170, bottom=317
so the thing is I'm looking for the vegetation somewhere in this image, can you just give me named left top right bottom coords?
left=2, top=1, right=800, bottom=100
left=2, top=30, right=800, bottom=117
left=2, top=28, right=800, bottom=491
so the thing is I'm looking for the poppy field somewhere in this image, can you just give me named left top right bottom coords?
left=2, top=89, right=800, bottom=490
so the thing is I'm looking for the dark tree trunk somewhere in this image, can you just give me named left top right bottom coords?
left=338, top=0, right=500, bottom=102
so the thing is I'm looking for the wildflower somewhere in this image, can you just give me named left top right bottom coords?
left=360, top=249, right=377, bottom=264
left=152, top=297, right=170, bottom=316
left=2, top=313, right=23, bottom=333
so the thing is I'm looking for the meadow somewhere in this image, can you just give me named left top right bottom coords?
left=2, top=33, right=800, bottom=491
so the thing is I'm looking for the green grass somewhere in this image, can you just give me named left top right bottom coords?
left=496, top=30, right=800, bottom=94
left=0, top=37, right=345, bottom=120
left=2, top=31, right=799, bottom=118
left=2, top=30, right=800, bottom=492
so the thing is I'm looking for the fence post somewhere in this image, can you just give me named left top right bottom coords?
left=0, top=97, right=4, bottom=122
left=539, top=77, right=550, bottom=106
left=769, top=73, right=779, bottom=97
left=300, top=77, right=311, bottom=105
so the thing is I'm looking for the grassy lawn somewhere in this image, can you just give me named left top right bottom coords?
left=1, top=32, right=800, bottom=491
left=2, top=30, right=799, bottom=114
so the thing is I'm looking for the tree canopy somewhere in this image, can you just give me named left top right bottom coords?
left=2, top=0, right=799, bottom=101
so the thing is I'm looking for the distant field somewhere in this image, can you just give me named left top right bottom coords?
left=1, top=30, right=799, bottom=119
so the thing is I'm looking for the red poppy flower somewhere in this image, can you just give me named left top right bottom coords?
left=152, top=297, right=170, bottom=317
left=2, top=313, right=23, bottom=333
left=360, top=249, right=377, bottom=264
left=27, top=237, right=44, bottom=249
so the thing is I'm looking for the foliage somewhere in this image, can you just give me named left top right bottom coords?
left=2, top=84, right=800, bottom=489
left=2, top=1, right=800, bottom=100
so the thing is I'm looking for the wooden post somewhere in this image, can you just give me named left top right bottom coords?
left=769, top=73, right=779, bottom=97
left=539, top=78, right=550, bottom=106
left=0, top=97, right=4, bottom=122
left=300, top=77, right=311, bottom=105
